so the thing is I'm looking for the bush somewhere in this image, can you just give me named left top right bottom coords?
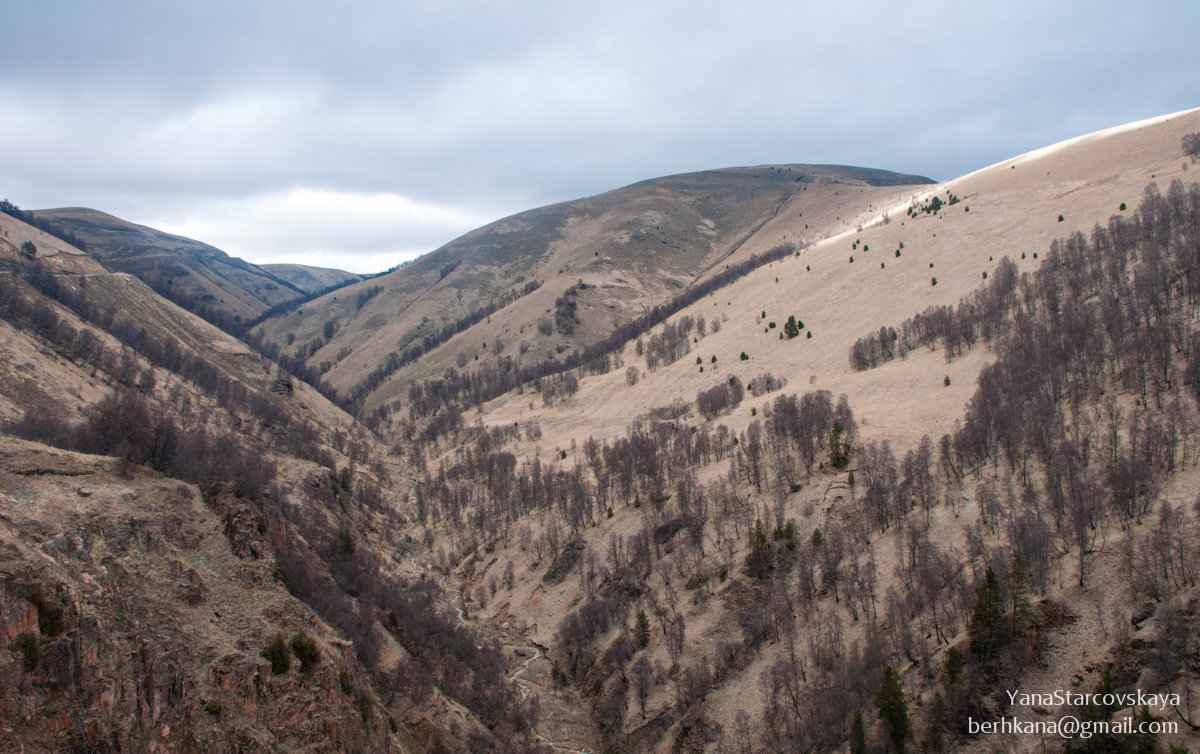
left=10, top=632, right=39, bottom=672
left=356, top=689, right=373, bottom=721
left=261, top=633, right=291, bottom=674
left=290, top=630, right=321, bottom=673
left=3, top=410, right=75, bottom=448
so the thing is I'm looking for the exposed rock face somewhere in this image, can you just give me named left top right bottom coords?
left=0, top=438, right=404, bottom=753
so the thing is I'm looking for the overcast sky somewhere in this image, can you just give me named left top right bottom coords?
left=3, top=1, right=1197, bottom=274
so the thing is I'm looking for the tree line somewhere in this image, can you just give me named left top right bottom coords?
left=404, top=242, right=798, bottom=422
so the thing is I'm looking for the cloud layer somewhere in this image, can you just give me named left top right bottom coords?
left=3, top=0, right=1197, bottom=273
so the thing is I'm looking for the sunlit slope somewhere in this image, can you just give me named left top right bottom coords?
left=254, top=165, right=933, bottom=412
left=484, top=107, right=1200, bottom=452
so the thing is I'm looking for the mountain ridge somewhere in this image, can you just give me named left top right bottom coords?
left=3, top=109, right=1200, bottom=753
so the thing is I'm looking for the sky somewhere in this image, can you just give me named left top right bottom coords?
left=2, top=1, right=1198, bottom=274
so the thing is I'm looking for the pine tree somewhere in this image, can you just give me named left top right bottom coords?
left=752, top=519, right=768, bottom=547
left=784, top=315, right=800, bottom=339
left=635, top=610, right=651, bottom=649
left=968, top=567, right=1003, bottom=659
left=940, top=646, right=964, bottom=687
left=849, top=709, right=866, bottom=754
left=875, top=666, right=910, bottom=753
left=829, top=422, right=850, bottom=469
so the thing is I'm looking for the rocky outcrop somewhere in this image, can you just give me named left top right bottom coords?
left=0, top=438, right=406, bottom=753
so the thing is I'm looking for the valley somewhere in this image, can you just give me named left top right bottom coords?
left=2, top=108, right=1200, bottom=753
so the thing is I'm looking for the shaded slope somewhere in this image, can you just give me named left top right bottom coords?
left=0, top=438, right=402, bottom=753
left=0, top=211, right=537, bottom=752
left=255, top=164, right=933, bottom=413
left=33, top=207, right=308, bottom=330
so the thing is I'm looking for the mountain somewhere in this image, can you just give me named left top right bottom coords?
left=262, top=262, right=364, bottom=294
left=29, top=207, right=347, bottom=331
left=250, top=164, right=935, bottom=414
left=343, top=108, right=1200, bottom=751
left=0, top=209, right=521, bottom=751
left=5, top=108, right=1200, bottom=753
left=0, top=438, right=399, bottom=753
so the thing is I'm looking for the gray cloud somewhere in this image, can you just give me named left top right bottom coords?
left=3, top=0, right=1197, bottom=273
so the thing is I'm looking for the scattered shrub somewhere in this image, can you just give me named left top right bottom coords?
left=262, top=633, right=291, bottom=674
left=356, top=689, right=373, bottom=721
left=290, top=630, right=321, bottom=673
left=10, top=632, right=38, bottom=672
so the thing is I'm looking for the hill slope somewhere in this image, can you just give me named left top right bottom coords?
left=0, top=213, right=533, bottom=752
left=30, top=207, right=319, bottom=330
left=396, top=108, right=1200, bottom=752
left=252, top=164, right=934, bottom=413
left=263, top=262, right=364, bottom=294
left=5, top=108, right=1200, bottom=753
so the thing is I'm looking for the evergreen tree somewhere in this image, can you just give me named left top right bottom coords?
left=875, top=666, right=910, bottom=753
left=784, top=315, right=800, bottom=339
left=752, top=519, right=768, bottom=547
left=968, top=567, right=1003, bottom=659
left=746, top=519, right=773, bottom=578
left=940, top=646, right=964, bottom=687
left=849, top=709, right=866, bottom=754
left=635, top=610, right=651, bottom=649
left=829, top=421, right=850, bottom=468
